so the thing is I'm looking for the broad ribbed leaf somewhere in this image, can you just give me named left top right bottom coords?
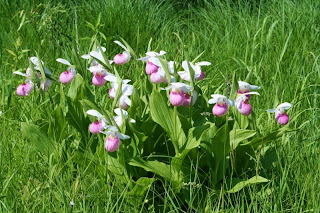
left=230, top=129, right=256, bottom=148
left=227, top=176, right=269, bottom=193
left=129, top=157, right=171, bottom=180
left=149, top=90, right=186, bottom=152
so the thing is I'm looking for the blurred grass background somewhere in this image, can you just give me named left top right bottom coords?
left=0, top=0, right=320, bottom=211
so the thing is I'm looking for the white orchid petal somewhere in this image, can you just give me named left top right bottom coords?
left=137, top=56, right=150, bottom=61
left=249, top=85, right=260, bottom=90
left=149, top=57, right=161, bottom=67
left=178, top=71, right=191, bottom=81
left=181, top=61, right=189, bottom=72
left=97, top=46, right=106, bottom=53
left=208, top=98, right=218, bottom=104
left=146, top=52, right=157, bottom=57
left=86, top=110, right=103, bottom=119
left=114, top=40, right=127, bottom=50
left=122, top=85, right=134, bottom=96
left=56, top=58, right=72, bottom=66
left=13, top=71, right=28, bottom=77
left=81, top=54, right=90, bottom=59
left=130, top=118, right=136, bottom=123
left=266, top=108, right=277, bottom=113
left=278, top=102, right=292, bottom=110
left=104, top=74, right=117, bottom=82
left=30, top=57, right=40, bottom=66
left=89, top=66, right=104, bottom=72
left=117, top=132, right=130, bottom=140
left=122, top=79, right=131, bottom=84
left=196, top=61, right=211, bottom=66
left=90, top=51, right=104, bottom=62
left=124, top=96, right=132, bottom=106
left=159, top=51, right=166, bottom=56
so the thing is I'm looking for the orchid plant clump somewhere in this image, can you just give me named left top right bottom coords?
left=16, top=37, right=295, bottom=200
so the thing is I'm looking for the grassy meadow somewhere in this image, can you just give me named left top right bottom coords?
left=0, top=0, right=320, bottom=212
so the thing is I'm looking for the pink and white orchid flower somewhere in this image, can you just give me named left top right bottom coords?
left=13, top=70, right=34, bottom=96
left=164, top=82, right=192, bottom=106
left=237, top=81, right=260, bottom=100
left=178, top=61, right=211, bottom=81
left=105, top=77, right=134, bottom=109
left=235, top=92, right=260, bottom=116
left=86, top=110, right=108, bottom=134
left=137, top=51, right=166, bottom=75
left=113, top=108, right=136, bottom=128
left=101, top=126, right=130, bottom=152
left=56, top=58, right=76, bottom=84
left=267, top=102, right=292, bottom=125
left=150, top=61, right=175, bottom=84
left=113, top=41, right=131, bottom=65
left=88, top=65, right=110, bottom=87
left=208, top=94, right=234, bottom=117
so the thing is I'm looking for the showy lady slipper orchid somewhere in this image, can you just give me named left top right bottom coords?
left=56, top=58, right=76, bottom=84
left=164, top=82, right=192, bottom=106
left=178, top=61, right=211, bottom=81
left=208, top=94, right=234, bottom=117
left=237, top=81, right=260, bottom=100
left=101, top=126, right=130, bottom=152
left=88, top=66, right=110, bottom=86
left=266, top=102, right=292, bottom=125
left=150, top=61, right=175, bottom=84
left=86, top=110, right=108, bottom=134
left=13, top=70, right=34, bottom=96
left=113, top=108, right=136, bottom=128
left=105, top=76, right=134, bottom=109
left=235, top=92, right=260, bottom=116
left=137, top=51, right=166, bottom=75
left=113, top=41, right=131, bottom=65
left=183, top=90, right=198, bottom=107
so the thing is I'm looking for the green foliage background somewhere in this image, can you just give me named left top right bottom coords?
left=0, top=0, right=319, bottom=212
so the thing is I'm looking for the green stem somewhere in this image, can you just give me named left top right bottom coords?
left=173, top=106, right=179, bottom=155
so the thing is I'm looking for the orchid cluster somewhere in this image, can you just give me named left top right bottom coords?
left=86, top=108, right=134, bottom=152
left=14, top=38, right=293, bottom=155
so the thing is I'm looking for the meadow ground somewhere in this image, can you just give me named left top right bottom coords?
left=0, top=0, right=320, bottom=212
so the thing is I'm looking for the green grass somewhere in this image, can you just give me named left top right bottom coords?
left=1, top=0, right=320, bottom=212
